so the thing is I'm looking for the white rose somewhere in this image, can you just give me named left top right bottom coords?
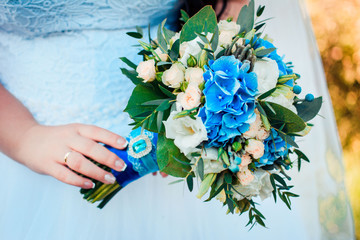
left=218, top=20, right=240, bottom=36
left=176, top=83, right=201, bottom=110
left=245, top=139, right=265, bottom=159
left=179, top=33, right=212, bottom=66
left=253, top=58, right=279, bottom=94
left=191, top=148, right=226, bottom=175
left=232, top=169, right=274, bottom=201
left=218, top=31, right=234, bottom=47
left=185, top=67, right=204, bottom=86
left=163, top=111, right=208, bottom=155
left=266, top=94, right=297, bottom=113
left=154, top=48, right=168, bottom=62
left=162, top=63, right=185, bottom=88
left=136, top=59, right=156, bottom=83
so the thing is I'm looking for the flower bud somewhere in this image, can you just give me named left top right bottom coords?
left=187, top=54, right=197, bottom=67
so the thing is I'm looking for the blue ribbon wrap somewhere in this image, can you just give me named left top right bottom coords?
left=107, top=128, right=159, bottom=187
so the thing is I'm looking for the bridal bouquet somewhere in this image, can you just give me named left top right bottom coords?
left=80, top=1, right=322, bottom=228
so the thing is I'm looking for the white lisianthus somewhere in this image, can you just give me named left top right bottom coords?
left=253, top=58, right=279, bottom=94
left=179, top=34, right=212, bottom=66
left=162, top=62, right=185, bottom=88
left=154, top=47, right=168, bottom=62
left=185, top=67, right=204, bottom=86
left=136, top=59, right=156, bottom=83
left=190, top=148, right=226, bottom=175
left=232, top=169, right=274, bottom=201
left=163, top=111, right=208, bottom=155
left=245, top=139, right=265, bottom=159
left=218, top=20, right=240, bottom=36
left=266, top=94, right=297, bottom=113
left=176, top=83, right=202, bottom=110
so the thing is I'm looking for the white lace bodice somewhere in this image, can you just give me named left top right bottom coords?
left=0, top=0, right=181, bottom=37
left=0, top=0, right=182, bottom=136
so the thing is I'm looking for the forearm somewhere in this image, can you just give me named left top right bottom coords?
left=216, top=0, right=249, bottom=20
left=0, top=85, right=38, bottom=160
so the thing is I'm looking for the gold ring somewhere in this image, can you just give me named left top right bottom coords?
left=64, top=151, right=72, bottom=164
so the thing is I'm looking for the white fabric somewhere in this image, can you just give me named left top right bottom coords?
left=0, top=0, right=354, bottom=239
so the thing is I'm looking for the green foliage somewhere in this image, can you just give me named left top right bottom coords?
left=180, top=6, right=217, bottom=43
left=196, top=173, right=217, bottom=199
left=186, top=175, right=194, bottom=192
left=294, top=149, right=310, bottom=171
left=270, top=173, right=299, bottom=209
left=180, top=9, right=190, bottom=23
left=260, top=101, right=306, bottom=133
left=295, top=97, right=323, bottom=122
left=255, top=47, right=277, bottom=58
left=156, top=134, right=191, bottom=177
left=237, top=0, right=255, bottom=34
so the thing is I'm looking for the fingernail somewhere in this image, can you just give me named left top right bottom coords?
left=115, top=160, right=127, bottom=171
left=105, top=174, right=116, bottom=184
left=117, top=138, right=128, bottom=149
left=84, top=181, right=95, bottom=189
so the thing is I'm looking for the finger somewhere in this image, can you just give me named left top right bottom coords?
left=50, top=163, right=95, bottom=189
left=65, top=151, right=117, bottom=184
left=152, top=172, right=157, bottom=176
left=68, top=136, right=126, bottom=172
left=77, top=125, right=128, bottom=150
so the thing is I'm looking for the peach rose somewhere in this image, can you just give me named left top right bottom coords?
left=238, top=154, right=252, bottom=170
left=154, top=48, right=168, bottom=62
left=256, top=127, right=270, bottom=141
left=176, top=83, right=201, bottom=110
left=243, top=109, right=262, bottom=139
left=245, top=139, right=265, bottom=159
left=136, top=59, right=156, bottom=83
left=236, top=168, right=255, bottom=186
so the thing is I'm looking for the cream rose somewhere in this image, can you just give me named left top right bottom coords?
left=162, top=63, right=185, bottom=88
left=238, top=154, right=252, bottom=170
left=253, top=58, right=279, bottom=94
left=232, top=169, right=274, bottom=201
left=176, top=84, right=201, bottom=110
left=154, top=47, right=168, bottom=62
left=185, top=67, right=204, bottom=86
left=136, top=59, right=156, bottom=83
left=218, top=20, right=241, bottom=36
left=243, top=109, right=262, bottom=139
left=245, top=139, right=265, bottom=159
left=190, top=148, right=226, bottom=175
left=163, top=110, right=208, bottom=155
left=218, top=31, right=234, bottom=47
left=236, top=168, right=255, bottom=186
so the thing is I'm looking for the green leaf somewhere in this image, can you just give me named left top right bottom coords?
left=156, top=100, right=171, bottom=111
left=135, top=26, right=143, bottom=35
left=276, top=130, right=299, bottom=148
left=237, top=0, right=255, bottom=34
left=254, top=22, right=266, bottom=32
left=156, top=110, right=164, bottom=132
left=163, top=28, right=176, bottom=43
left=224, top=172, right=232, bottom=184
left=226, top=197, right=235, bottom=213
left=157, top=19, right=168, bottom=53
left=272, top=174, right=287, bottom=188
left=186, top=175, right=194, bottom=192
left=257, top=87, right=276, bottom=100
left=158, top=85, right=176, bottom=98
left=142, top=99, right=170, bottom=106
left=120, top=68, right=142, bottom=85
left=255, top=47, right=277, bottom=58
left=260, top=101, right=306, bottom=133
left=295, top=97, right=322, bottom=122
left=180, top=9, right=190, bottom=23
left=211, top=25, right=219, bottom=51
left=180, top=6, right=217, bottom=43
left=126, top=31, right=143, bottom=39
left=169, top=179, right=184, bottom=185
left=169, top=39, right=180, bottom=60
left=156, top=134, right=191, bottom=177
left=256, top=5, right=265, bottom=17
left=196, top=173, right=217, bottom=199
left=173, top=155, right=193, bottom=166
left=197, top=158, right=204, bottom=180
left=119, top=57, right=137, bottom=70
left=205, top=183, right=225, bottom=202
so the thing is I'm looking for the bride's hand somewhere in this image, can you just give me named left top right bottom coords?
left=14, top=123, right=127, bottom=189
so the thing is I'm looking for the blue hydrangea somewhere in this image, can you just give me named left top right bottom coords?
left=199, top=56, right=258, bottom=147
left=256, top=129, right=291, bottom=167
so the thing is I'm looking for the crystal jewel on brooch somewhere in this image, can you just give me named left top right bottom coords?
left=128, top=134, right=153, bottom=159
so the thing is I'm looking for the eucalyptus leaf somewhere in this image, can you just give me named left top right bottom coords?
left=295, top=97, right=322, bottom=122
left=276, top=130, right=299, bottom=148
left=260, top=101, right=306, bottom=133
left=211, top=25, right=219, bottom=51
left=119, top=57, right=137, bottom=70
left=256, top=5, right=265, bottom=17
left=197, top=158, right=204, bottom=180
left=135, top=26, right=143, bottom=35
left=156, top=134, right=191, bottom=177
left=186, top=175, right=194, bottom=192
left=180, top=6, right=217, bottom=43
left=126, top=32, right=143, bottom=39
left=255, top=47, right=276, bottom=58
left=237, top=0, right=255, bottom=34
left=156, top=110, right=164, bottom=132
left=257, top=87, right=276, bottom=100
left=180, top=9, right=190, bottom=23
left=158, top=85, right=176, bottom=98
left=157, top=20, right=168, bottom=53
left=163, top=28, right=176, bottom=42
left=120, top=68, right=142, bottom=85
left=169, top=39, right=180, bottom=60
left=156, top=100, right=171, bottom=111
left=142, top=99, right=170, bottom=106
left=169, top=179, right=184, bottom=185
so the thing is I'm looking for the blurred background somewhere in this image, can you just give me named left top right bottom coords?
left=306, top=0, right=360, bottom=238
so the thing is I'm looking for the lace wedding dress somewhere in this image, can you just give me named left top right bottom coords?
left=0, top=0, right=354, bottom=239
